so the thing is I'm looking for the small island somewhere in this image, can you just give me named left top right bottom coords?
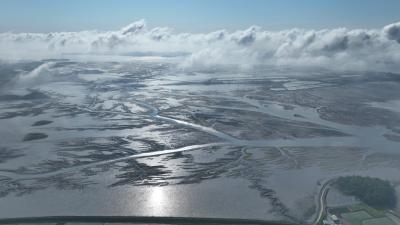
left=23, top=133, right=48, bottom=141
left=32, top=120, right=53, bottom=127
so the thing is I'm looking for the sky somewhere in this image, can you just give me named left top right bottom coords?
left=0, top=0, right=399, bottom=33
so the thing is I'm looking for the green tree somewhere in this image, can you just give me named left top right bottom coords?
left=334, top=176, right=397, bottom=209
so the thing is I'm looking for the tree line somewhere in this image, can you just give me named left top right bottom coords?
left=334, top=176, right=397, bottom=209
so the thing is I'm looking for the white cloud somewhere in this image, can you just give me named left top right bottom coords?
left=120, top=19, right=147, bottom=35
left=1, top=20, right=400, bottom=72
left=384, top=21, right=400, bottom=44
left=0, top=62, right=56, bottom=95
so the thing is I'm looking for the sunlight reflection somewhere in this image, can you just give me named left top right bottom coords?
left=149, top=187, right=167, bottom=215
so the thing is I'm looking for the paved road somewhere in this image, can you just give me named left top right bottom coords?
left=312, top=179, right=335, bottom=225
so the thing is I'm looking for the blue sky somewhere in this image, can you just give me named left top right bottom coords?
left=0, top=0, right=399, bottom=32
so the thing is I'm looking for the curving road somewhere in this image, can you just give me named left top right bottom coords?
left=312, top=179, right=335, bottom=225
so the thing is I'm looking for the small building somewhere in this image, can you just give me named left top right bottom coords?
left=330, top=214, right=341, bottom=224
left=323, top=219, right=333, bottom=225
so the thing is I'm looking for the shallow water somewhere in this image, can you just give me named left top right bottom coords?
left=0, top=177, right=278, bottom=220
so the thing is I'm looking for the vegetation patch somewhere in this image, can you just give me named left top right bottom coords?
left=362, top=217, right=395, bottom=225
left=348, top=203, right=385, bottom=218
left=341, top=211, right=373, bottom=225
left=329, top=206, right=350, bottom=215
left=334, top=176, right=397, bottom=209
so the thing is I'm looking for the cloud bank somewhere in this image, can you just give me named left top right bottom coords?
left=1, top=19, right=400, bottom=72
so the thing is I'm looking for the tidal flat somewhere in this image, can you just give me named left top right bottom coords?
left=1, top=60, right=400, bottom=224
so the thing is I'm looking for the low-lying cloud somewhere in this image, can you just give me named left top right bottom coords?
left=1, top=20, right=400, bottom=72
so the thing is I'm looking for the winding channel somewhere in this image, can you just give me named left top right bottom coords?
left=2, top=88, right=399, bottom=194
left=0, top=93, right=386, bottom=179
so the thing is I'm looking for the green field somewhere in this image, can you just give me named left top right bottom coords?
left=341, top=211, right=373, bottom=225
left=348, top=203, right=386, bottom=218
left=363, top=217, right=395, bottom=225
